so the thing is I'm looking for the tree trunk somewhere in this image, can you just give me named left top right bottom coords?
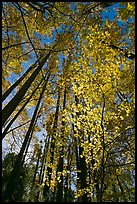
left=2, top=73, right=50, bottom=202
left=2, top=74, right=45, bottom=139
left=88, top=133, right=100, bottom=202
left=79, top=143, right=88, bottom=202
left=32, top=147, right=42, bottom=188
left=43, top=90, right=60, bottom=201
left=64, top=144, right=71, bottom=202
left=74, top=95, right=89, bottom=202
left=35, top=134, right=50, bottom=201
left=2, top=52, right=51, bottom=126
left=2, top=55, right=42, bottom=102
left=56, top=87, right=66, bottom=202
left=116, top=174, right=127, bottom=202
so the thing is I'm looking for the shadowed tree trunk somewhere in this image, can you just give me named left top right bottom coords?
left=64, top=144, right=71, bottom=202
left=2, top=55, right=41, bottom=102
left=43, top=90, right=61, bottom=202
left=56, top=86, right=67, bottom=202
left=72, top=95, right=89, bottom=202
left=35, top=135, right=49, bottom=201
left=2, top=73, right=50, bottom=202
left=32, top=147, right=42, bottom=189
left=2, top=74, right=46, bottom=139
left=2, top=52, right=51, bottom=126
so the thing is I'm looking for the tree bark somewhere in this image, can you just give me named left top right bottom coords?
left=56, top=86, right=67, bottom=202
left=2, top=74, right=45, bottom=139
left=2, top=55, right=42, bottom=102
left=72, top=95, right=89, bottom=202
left=35, top=135, right=49, bottom=201
left=64, top=144, right=71, bottom=202
left=2, top=73, right=50, bottom=202
left=32, top=147, right=42, bottom=188
left=2, top=52, right=51, bottom=126
left=43, top=90, right=60, bottom=201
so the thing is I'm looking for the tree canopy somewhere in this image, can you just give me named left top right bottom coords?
left=2, top=2, right=135, bottom=202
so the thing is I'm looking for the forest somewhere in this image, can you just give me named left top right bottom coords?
left=2, top=2, right=135, bottom=202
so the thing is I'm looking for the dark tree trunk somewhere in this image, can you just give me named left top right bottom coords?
left=72, top=118, right=81, bottom=192
left=2, top=55, right=42, bottom=102
left=78, top=142, right=89, bottom=202
left=56, top=87, right=67, bottom=202
left=117, top=174, right=127, bottom=202
left=88, top=134, right=100, bottom=202
left=35, top=134, right=50, bottom=201
left=43, top=90, right=60, bottom=201
left=74, top=95, right=89, bottom=202
left=32, top=148, right=42, bottom=188
left=101, top=2, right=116, bottom=8
left=2, top=74, right=45, bottom=139
left=2, top=52, right=51, bottom=126
left=2, top=73, right=50, bottom=202
left=64, top=144, right=71, bottom=202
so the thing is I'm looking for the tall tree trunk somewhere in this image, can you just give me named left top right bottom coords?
left=78, top=143, right=88, bottom=202
left=35, top=134, right=50, bottom=201
left=2, top=74, right=45, bottom=139
left=88, top=133, right=100, bottom=202
left=32, top=147, right=42, bottom=189
left=2, top=55, right=42, bottom=102
left=73, top=95, right=89, bottom=202
left=100, top=94, right=105, bottom=202
left=2, top=52, right=51, bottom=126
left=43, top=90, right=60, bottom=201
left=56, top=86, right=67, bottom=202
left=64, top=144, right=71, bottom=202
left=2, top=73, right=50, bottom=202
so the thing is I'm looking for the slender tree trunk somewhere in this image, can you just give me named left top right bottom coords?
left=72, top=121, right=81, bottom=187
left=2, top=73, right=50, bottom=202
left=2, top=52, right=51, bottom=126
left=35, top=134, right=50, bottom=201
left=100, top=94, right=105, bottom=202
left=88, top=134, right=100, bottom=202
left=56, top=87, right=66, bottom=202
left=2, top=55, right=42, bottom=102
left=73, top=95, right=89, bottom=202
left=32, top=147, right=42, bottom=188
left=28, top=146, right=42, bottom=202
left=43, top=90, right=60, bottom=201
left=113, top=184, right=119, bottom=202
left=2, top=74, right=45, bottom=139
left=64, top=144, right=71, bottom=202
left=78, top=142, right=88, bottom=202
left=41, top=135, right=51, bottom=184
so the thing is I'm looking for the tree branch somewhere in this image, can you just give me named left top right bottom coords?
left=102, top=41, right=135, bottom=60
left=16, top=2, right=40, bottom=63
left=2, top=41, right=30, bottom=51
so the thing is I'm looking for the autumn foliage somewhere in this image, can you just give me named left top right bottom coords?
left=2, top=2, right=135, bottom=202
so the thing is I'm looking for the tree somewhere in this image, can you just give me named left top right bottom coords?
left=2, top=2, right=135, bottom=202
